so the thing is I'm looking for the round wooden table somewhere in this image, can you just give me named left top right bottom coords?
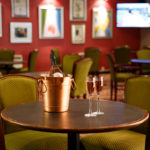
left=1, top=99, right=149, bottom=150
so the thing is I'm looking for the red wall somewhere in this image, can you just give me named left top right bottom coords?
left=0, top=0, right=140, bottom=71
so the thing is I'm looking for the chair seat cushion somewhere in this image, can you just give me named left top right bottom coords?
left=5, top=130, right=67, bottom=150
left=116, top=73, right=135, bottom=82
left=80, top=130, right=145, bottom=150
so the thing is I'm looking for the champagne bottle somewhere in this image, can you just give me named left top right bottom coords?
left=49, top=52, right=63, bottom=77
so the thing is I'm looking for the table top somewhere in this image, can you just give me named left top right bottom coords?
left=131, top=59, right=150, bottom=64
left=1, top=100, right=149, bottom=133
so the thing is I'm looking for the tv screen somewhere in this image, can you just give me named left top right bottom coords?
left=116, top=3, right=150, bottom=28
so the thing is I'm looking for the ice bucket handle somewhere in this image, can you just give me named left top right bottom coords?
left=71, top=79, right=76, bottom=90
left=38, top=79, right=47, bottom=94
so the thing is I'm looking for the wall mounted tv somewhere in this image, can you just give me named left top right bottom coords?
left=116, top=3, right=150, bottom=28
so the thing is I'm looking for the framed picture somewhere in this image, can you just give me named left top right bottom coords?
left=38, top=5, right=64, bottom=39
left=70, top=0, right=87, bottom=21
left=92, top=8, right=113, bottom=39
left=72, top=24, right=85, bottom=44
left=0, top=3, right=2, bottom=37
left=10, top=22, right=32, bottom=43
left=11, top=0, right=29, bottom=17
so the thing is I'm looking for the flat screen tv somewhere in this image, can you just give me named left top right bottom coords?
left=116, top=3, right=150, bottom=28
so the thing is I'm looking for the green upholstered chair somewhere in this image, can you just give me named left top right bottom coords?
left=0, top=75, right=67, bottom=150
left=62, top=54, right=80, bottom=75
left=9, top=50, right=38, bottom=73
left=0, top=49, right=14, bottom=74
left=71, top=58, right=93, bottom=98
left=80, top=75, right=150, bottom=150
left=84, top=47, right=101, bottom=75
left=137, top=49, right=150, bottom=74
left=106, top=53, right=136, bottom=101
left=51, top=48, right=62, bottom=68
left=114, top=45, right=131, bottom=65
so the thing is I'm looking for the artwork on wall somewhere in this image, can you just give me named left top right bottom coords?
left=0, top=3, right=2, bottom=37
left=92, top=7, right=113, bottom=39
left=71, top=24, right=85, bottom=44
left=70, top=0, right=87, bottom=21
left=11, top=0, right=29, bottom=17
left=10, top=22, right=32, bottom=43
left=38, top=5, right=64, bottom=39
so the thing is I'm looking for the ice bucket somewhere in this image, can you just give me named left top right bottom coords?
left=40, top=75, right=73, bottom=112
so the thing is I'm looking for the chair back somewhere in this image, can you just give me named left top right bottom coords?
left=125, top=75, right=150, bottom=134
left=62, top=54, right=80, bottom=74
left=114, top=45, right=130, bottom=65
left=0, top=75, right=39, bottom=134
left=84, top=47, right=101, bottom=73
left=106, top=53, right=115, bottom=81
left=28, top=50, right=38, bottom=72
left=0, top=49, right=14, bottom=61
left=51, top=48, right=60, bottom=65
left=137, top=49, right=150, bottom=73
left=137, top=49, right=150, bottom=59
left=71, top=58, right=93, bottom=97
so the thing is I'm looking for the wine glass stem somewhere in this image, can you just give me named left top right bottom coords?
left=89, top=95, right=92, bottom=115
left=97, top=94, right=100, bottom=113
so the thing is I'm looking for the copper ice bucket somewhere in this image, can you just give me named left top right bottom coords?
left=40, top=76, right=73, bottom=112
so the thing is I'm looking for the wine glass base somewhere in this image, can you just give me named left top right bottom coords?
left=84, top=113, right=97, bottom=117
left=92, top=112, right=104, bottom=115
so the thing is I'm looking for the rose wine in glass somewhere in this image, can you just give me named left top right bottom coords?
left=84, top=76, right=96, bottom=117
left=93, top=76, right=104, bottom=115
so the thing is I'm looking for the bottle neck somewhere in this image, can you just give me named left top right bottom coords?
left=50, top=53, right=57, bottom=66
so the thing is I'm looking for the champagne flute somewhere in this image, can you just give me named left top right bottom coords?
left=93, top=76, right=104, bottom=115
left=84, top=76, right=96, bottom=117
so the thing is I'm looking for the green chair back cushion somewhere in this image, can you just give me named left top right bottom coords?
left=62, top=54, right=80, bottom=74
left=114, top=46, right=130, bottom=65
left=0, top=75, right=38, bottom=133
left=84, top=47, right=101, bottom=72
left=106, top=53, right=115, bottom=81
left=5, top=130, right=67, bottom=150
left=137, top=49, right=150, bottom=73
left=125, top=76, right=150, bottom=133
left=0, top=50, right=14, bottom=61
left=81, top=129, right=145, bottom=150
left=71, top=58, right=92, bottom=97
left=28, top=50, right=38, bottom=72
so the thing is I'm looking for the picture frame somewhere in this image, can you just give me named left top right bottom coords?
left=38, top=5, right=64, bottom=39
left=70, top=0, right=87, bottom=21
left=71, top=24, right=85, bottom=44
left=10, top=22, right=32, bottom=43
left=0, top=3, right=2, bottom=37
left=11, top=0, right=29, bottom=18
left=92, top=8, right=113, bottom=39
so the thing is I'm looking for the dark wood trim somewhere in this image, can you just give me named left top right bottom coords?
left=0, top=115, right=5, bottom=150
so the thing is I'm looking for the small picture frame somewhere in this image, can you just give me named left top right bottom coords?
left=92, top=8, right=113, bottom=39
left=11, top=0, right=29, bottom=18
left=10, top=22, right=32, bottom=43
left=38, top=5, right=64, bottom=39
left=0, top=3, right=2, bottom=37
left=70, top=0, right=87, bottom=21
left=72, top=24, right=85, bottom=44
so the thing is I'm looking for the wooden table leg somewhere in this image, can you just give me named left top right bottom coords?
left=68, top=133, right=80, bottom=150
